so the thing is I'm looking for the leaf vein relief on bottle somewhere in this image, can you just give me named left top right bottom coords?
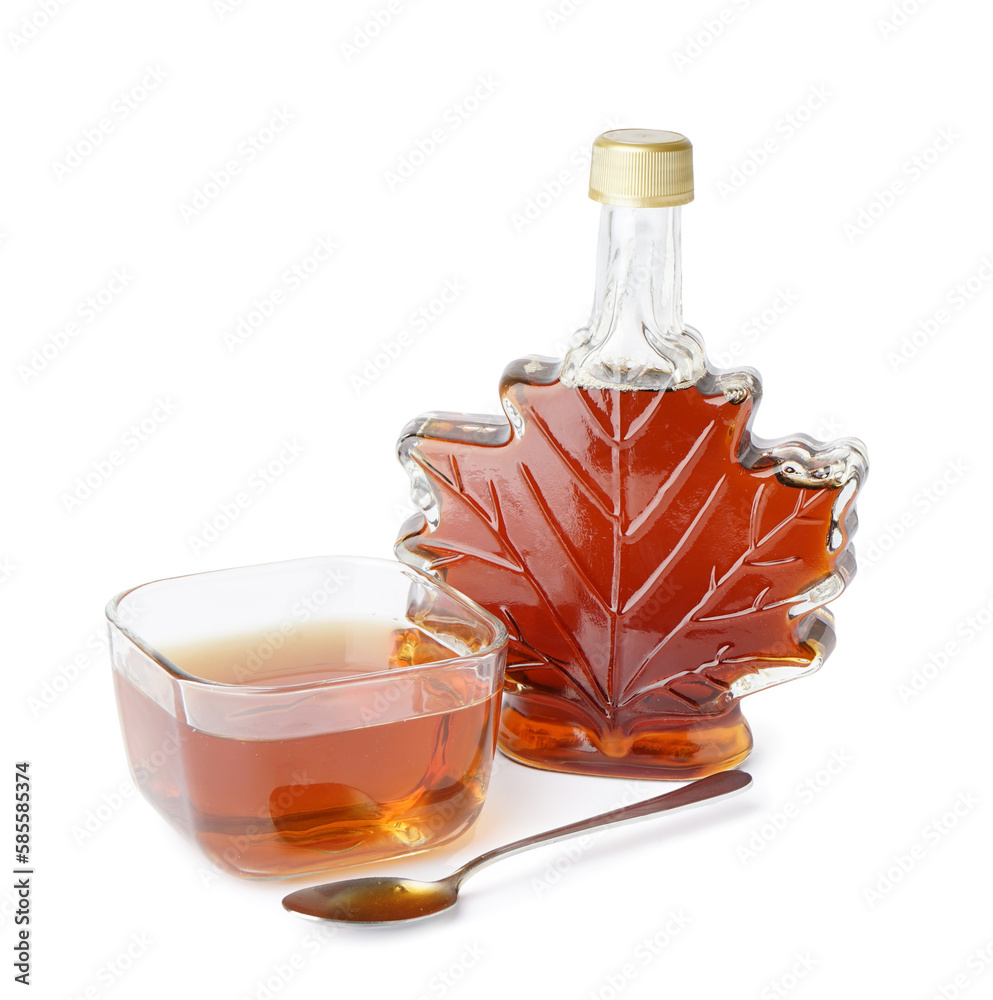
left=396, top=129, right=868, bottom=779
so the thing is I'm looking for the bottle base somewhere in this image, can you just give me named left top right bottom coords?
left=498, top=702, right=753, bottom=780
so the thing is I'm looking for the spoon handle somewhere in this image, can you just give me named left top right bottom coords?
left=451, top=769, right=751, bottom=885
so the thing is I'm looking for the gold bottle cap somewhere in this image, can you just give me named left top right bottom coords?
left=588, top=129, right=694, bottom=208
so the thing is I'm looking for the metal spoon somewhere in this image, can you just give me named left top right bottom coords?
left=282, top=769, right=751, bottom=924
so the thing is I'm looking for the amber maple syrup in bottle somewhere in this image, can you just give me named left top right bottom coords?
left=396, top=130, right=866, bottom=779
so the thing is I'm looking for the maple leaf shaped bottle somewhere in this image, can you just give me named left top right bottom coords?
left=396, top=130, right=867, bottom=779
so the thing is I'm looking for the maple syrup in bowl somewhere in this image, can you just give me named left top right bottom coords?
left=106, top=556, right=507, bottom=878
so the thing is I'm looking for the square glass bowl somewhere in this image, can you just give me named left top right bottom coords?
left=106, top=556, right=508, bottom=878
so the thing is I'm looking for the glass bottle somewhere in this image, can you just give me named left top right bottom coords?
left=396, top=130, right=867, bottom=779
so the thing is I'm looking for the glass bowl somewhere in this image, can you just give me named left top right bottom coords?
left=106, top=555, right=508, bottom=878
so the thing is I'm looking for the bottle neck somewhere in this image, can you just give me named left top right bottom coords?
left=562, top=204, right=704, bottom=390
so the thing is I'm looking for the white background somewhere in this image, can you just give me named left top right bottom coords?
left=4, top=1, right=992, bottom=998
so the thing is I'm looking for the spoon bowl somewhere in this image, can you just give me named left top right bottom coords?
left=284, top=876, right=459, bottom=924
